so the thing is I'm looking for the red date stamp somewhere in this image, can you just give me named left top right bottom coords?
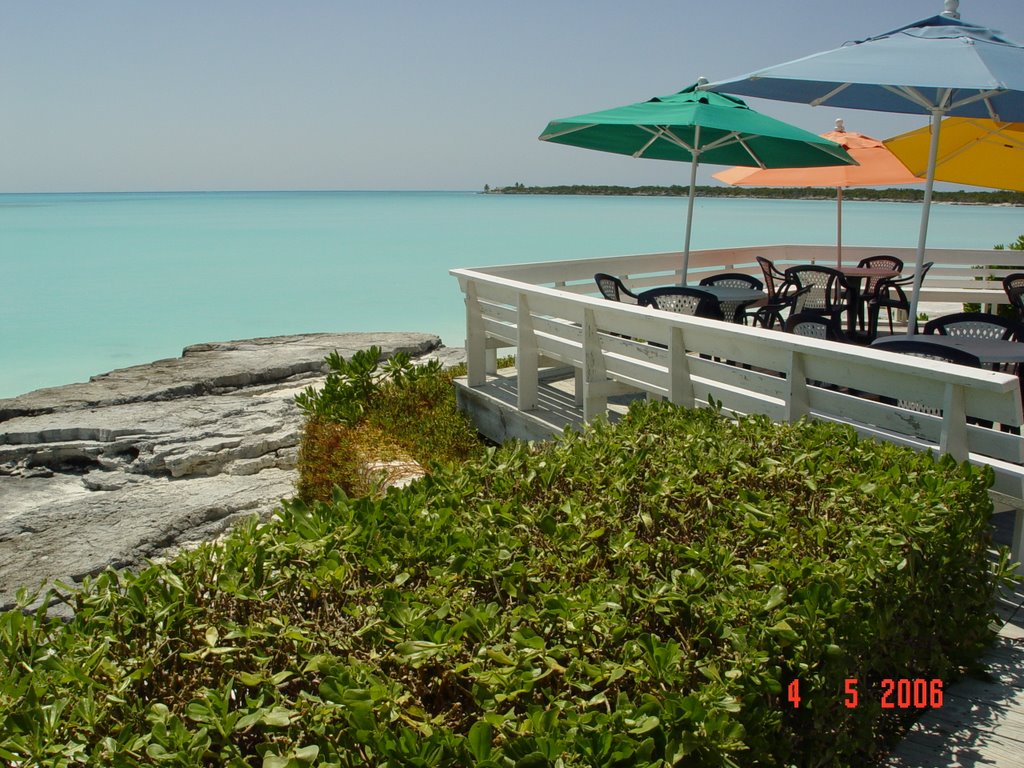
left=786, top=678, right=943, bottom=709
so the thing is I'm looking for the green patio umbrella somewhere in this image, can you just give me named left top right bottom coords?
left=539, top=82, right=856, bottom=281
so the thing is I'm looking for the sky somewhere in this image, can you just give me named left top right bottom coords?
left=3, top=0, right=1024, bottom=193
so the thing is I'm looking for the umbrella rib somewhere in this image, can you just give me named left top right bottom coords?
left=947, top=89, right=1007, bottom=120
left=810, top=83, right=851, bottom=107
left=634, top=126, right=683, bottom=156
left=938, top=119, right=1023, bottom=166
left=699, top=131, right=744, bottom=153
left=759, top=81, right=1008, bottom=120
left=734, top=136, right=767, bottom=168
left=539, top=123, right=599, bottom=141
left=879, top=85, right=998, bottom=115
left=680, top=128, right=770, bottom=165
left=882, top=85, right=935, bottom=112
left=637, top=125, right=695, bottom=155
left=639, top=125, right=786, bottom=170
left=983, top=121, right=1024, bottom=148
left=984, top=98, right=1000, bottom=122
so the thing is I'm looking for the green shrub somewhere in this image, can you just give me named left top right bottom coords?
left=361, top=364, right=484, bottom=468
left=295, top=347, right=484, bottom=502
left=296, top=419, right=411, bottom=501
left=0, top=402, right=1012, bottom=766
left=295, top=346, right=443, bottom=425
left=963, top=234, right=1024, bottom=316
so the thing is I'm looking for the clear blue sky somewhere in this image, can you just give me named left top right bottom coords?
left=3, top=0, right=1023, bottom=192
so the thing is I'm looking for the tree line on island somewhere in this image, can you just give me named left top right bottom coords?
left=482, top=182, right=1024, bottom=205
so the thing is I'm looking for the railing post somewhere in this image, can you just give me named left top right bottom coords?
left=465, top=280, right=486, bottom=387
left=668, top=326, right=693, bottom=407
left=784, top=350, right=810, bottom=422
left=517, top=293, right=538, bottom=411
left=581, top=308, right=609, bottom=421
left=939, top=382, right=969, bottom=461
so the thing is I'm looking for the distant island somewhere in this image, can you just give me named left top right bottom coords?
left=483, top=183, right=1024, bottom=206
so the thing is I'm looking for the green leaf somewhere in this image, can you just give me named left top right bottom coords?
left=236, top=671, right=264, bottom=687
left=293, top=745, right=320, bottom=764
left=261, top=707, right=296, bottom=727
left=270, top=670, right=295, bottom=686
left=395, top=640, right=447, bottom=661
left=514, top=753, right=551, bottom=768
left=764, top=584, right=787, bottom=611
left=768, top=620, right=800, bottom=643
left=628, top=714, right=661, bottom=735
left=486, top=647, right=516, bottom=665
left=467, top=721, right=493, bottom=761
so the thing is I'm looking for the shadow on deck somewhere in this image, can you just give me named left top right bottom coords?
left=885, top=517, right=1024, bottom=767
left=454, top=367, right=642, bottom=443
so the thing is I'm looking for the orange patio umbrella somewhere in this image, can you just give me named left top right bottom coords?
left=713, top=119, right=925, bottom=265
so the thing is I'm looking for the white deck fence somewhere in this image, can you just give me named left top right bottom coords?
left=452, top=244, right=1024, bottom=562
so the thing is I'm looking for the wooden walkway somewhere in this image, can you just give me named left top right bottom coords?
left=884, top=513, right=1024, bottom=767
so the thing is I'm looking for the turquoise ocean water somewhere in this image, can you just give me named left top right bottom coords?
left=2, top=190, right=1022, bottom=399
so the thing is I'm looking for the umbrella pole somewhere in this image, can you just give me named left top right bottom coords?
left=836, top=187, right=843, bottom=267
left=906, top=110, right=944, bottom=335
left=681, top=134, right=700, bottom=284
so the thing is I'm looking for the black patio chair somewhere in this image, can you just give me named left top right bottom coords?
left=595, top=273, right=641, bottom=304
left=781, top=311, right=852, bottom=390
left=1003, top=273, right=1024, bottom=321
left=856, top=254, right=904, bottom=331
left=857, top=254, right=904, bottom=293
left=866, top=262, right=933, bottom=340
left=871, top=338, right=985, bottom=419
left=750, top=283, right=812, bottom=330
left=698, top=272, right=765, bottom=323
left=784, top=311, right=850, bottom=343
left=756, top=255, right=789, bottom=300
left=785, top=264, right=852, bottom=328
left=872, top=338, right=983, bottom=368
left=638, top=287, right=725, bottom=321
left=923, top=311, right=1024, bottom=341
left=923, top=311, right=1024, bottom=382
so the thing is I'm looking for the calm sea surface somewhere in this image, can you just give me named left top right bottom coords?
left=2, top=190, right=1022, bottom=398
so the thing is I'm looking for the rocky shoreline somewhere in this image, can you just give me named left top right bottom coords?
left=0, top=332, right=466, bottom=612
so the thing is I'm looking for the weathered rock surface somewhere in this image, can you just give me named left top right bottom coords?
left=0, top=332, right=466, bottom=611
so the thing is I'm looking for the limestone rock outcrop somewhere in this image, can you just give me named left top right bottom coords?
left=0, top=332, right=465, bottom=611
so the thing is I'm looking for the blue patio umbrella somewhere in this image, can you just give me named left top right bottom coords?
left=704, top=0, right=1024, bottom=332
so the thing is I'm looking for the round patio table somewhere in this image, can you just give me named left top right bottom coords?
left=837, top=265, right=901, bottom=335
left=687, top=285, right=766, bottom=323
left=872, top=335, right=1024, bottom=366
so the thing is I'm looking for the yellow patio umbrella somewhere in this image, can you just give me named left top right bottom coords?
left=884, top=117, right=1024, bottom=192
left=713, top=119, right=924, bottom=265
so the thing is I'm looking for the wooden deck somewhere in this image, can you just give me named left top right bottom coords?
left=457, top=370, right=1024, bottom=766
left=452, top=244, right=1024, bottom=765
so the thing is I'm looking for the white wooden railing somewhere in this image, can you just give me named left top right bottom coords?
left=452, top=244, right=1024, bottom=558
left=469, top=244, right=1024, bottom=308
